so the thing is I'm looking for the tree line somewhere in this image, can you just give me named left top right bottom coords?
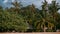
left=0, top=0, right=60, bottom=32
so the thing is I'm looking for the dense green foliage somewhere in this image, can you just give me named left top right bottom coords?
left=0, top=8, right=29, bottom=32
left=0, top=0, right=60, bottom=32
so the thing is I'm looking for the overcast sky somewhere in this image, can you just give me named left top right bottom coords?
left=0, top=0, right=59, bottom=8
left=0, top=0, right=60, bottom=13
left=0, top=0, right=60, bottom=7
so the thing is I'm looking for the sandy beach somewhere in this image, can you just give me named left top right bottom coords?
left=0, top=32, right=60, bottom=34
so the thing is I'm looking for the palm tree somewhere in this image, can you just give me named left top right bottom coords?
left=11, top=0, right=22, bottom=14
left=48, top=0, right=60, bottom=31
left=39, top=0, right=55, bottom=32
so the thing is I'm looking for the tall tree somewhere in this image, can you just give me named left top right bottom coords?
left=48, top=0, right=60, bottom=31
left=11, top=0, right=22, bottom=14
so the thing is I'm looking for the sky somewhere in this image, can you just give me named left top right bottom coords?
left=0, top=0, right=59, bottom=12
left=0, top=0, right=60, bottom=8
left=0, top=0, right=60, bottom=13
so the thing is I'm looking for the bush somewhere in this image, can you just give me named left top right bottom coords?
left=0, top=11, right=29, bottom=32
